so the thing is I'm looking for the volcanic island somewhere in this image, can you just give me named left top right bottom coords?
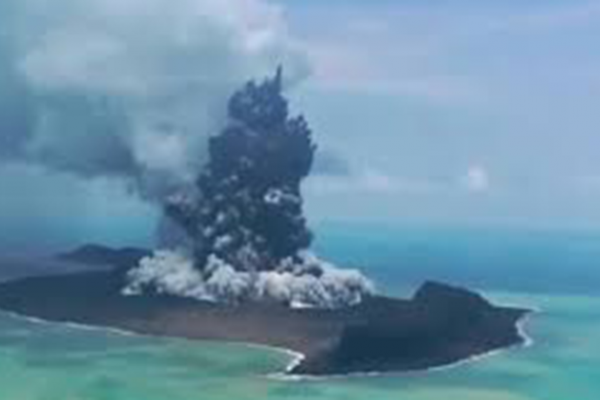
left=0, top=70, right=531, bottom=376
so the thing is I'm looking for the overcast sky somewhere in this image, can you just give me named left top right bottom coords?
left=292, top=0, right=600, bottom=229
left=2, top=0, right=600, bottom=250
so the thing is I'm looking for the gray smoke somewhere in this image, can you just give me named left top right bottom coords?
left=0, top=0, right=375, bottom=308
left=123, top=70, right=376, bottom=308
left=0, top=0, right=310, bottom=200
left=124, top=249, right=374, bottom=309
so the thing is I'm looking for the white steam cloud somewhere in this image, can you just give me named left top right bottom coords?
left=124, top=250, right=375, bottom=308
left=0, top=0, right=309, bottom=199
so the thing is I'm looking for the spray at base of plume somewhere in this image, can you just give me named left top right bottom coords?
left=123, top=69, right=375, bottom=309
left=123, top=249, right=375, bottom=309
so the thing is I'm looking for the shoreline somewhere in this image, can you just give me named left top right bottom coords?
left=0, top=305, right=535, bottom=381
left=0, top=308, right=307, bottom=375
left=0, top=271, right=531, bottom=377
left=271, top=308, right=536, bottom=381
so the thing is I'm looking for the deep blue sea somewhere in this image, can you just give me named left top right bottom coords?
left=1, top=225, right=599, bottom=399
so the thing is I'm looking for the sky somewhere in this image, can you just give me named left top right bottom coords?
left=291, top=0, right=600, bottom=229
left=2, top=0, right=600, bottom=250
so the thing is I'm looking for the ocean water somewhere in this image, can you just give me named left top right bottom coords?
left=1, top=226, right=599, bottom=399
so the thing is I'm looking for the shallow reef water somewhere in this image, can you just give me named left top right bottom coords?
left=0, top=290, right=598, bottom=400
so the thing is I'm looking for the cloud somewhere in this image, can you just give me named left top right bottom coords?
left=307, top=163, right=495, bottom=198
left=462, top=165, right=490, bottom=193
left=304, top=39, right=479, bottom=103
left=305, top=168, right=440, bottom=196
left=313, top=149, right=352, bottom=176
left=293, top=1, right=600, bottom=105
left=487, top=3, right=600, bottom=33
left=0, top=0, right=310, bottom=201
left=359, top=169, right=398, bottom=193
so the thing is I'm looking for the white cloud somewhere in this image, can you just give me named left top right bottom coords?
left=462, top=165, right=490, bottom=193
left=360, top=169, right=397, bottom=193
left=305, top=168, right=440, bottom=196
left=124, top=250, right=374, bottom=308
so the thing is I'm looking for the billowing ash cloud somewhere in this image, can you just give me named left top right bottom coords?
left=124, top=250, right=373, bottom=309
left=124, top=71, right=374, bottom=308
left=0, top=0, right=309, bottom=199
left=0, top=0, right=374, bottom=308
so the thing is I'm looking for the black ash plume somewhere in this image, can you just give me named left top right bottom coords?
left=125, top=69, right=374, bottom=308
left=166, top=67, right=314, bottom=273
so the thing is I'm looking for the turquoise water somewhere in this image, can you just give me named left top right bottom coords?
left=0, top=291, right=598, bottom=399
left=2, top=227, right=600, bottom=399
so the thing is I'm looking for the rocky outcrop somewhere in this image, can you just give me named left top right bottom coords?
left=291, top=281, right=527, bottom=375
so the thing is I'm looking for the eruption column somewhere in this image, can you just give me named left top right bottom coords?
left=124, top=69, right=374, bottom=308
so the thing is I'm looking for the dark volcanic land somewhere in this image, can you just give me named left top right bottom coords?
left=0, top=245, right=531, bottom=376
